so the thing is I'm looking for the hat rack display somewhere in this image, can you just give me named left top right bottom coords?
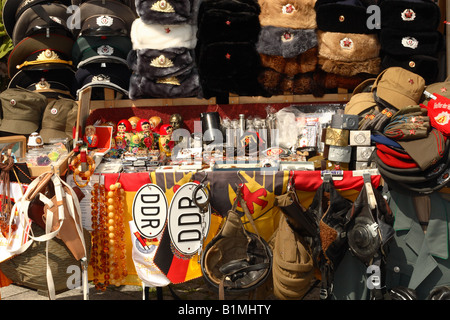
left=1, top=0, right=450, bottom=303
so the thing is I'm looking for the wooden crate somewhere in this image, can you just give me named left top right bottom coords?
left=27, top=150, right=74, bottom=178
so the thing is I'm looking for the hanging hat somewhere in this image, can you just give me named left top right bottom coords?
left=11, top=3, right=73, bottom=46
left=258, top=0, right=317, bottom=29
left=136, top=0, right=200, bottom=25
left=372, top=67, right=426, bottom=110
left=256, top=26, right=317, bottom=59
left=8, top=68, right=75, bottom=99
left=381, top=54, right=439, bottom=85
left=2, top=0, right=72, bottom=38
left=72, top=35, right=132, bottom=68
left=197, top=3, right=260, bottom=44
left=0, top=87, right=47, bottom=135
left=379, top=28, right=443, bottom=57
left=130, top=18, right=197, bottom=50
left=75, top=62, right=131, bottom=99
left=380, top=0, right=441, bottom=31
left=39, top=97, right=78, bottom=143
left=257, top=68, right=315, bottom=95
left=315, top=0, right=376, bottom=34
left=127, top=47, right=195, bottom=79
left=75, top=0, right=137, bottom=37
left=7, top=33, right=74, bottom=78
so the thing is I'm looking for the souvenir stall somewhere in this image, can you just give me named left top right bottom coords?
left=0, top=0, right=449, bottom=302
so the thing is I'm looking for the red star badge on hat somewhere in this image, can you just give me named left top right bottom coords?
left=441, top=87, right=448, bottom=93
left=408, top=78, right=414, bottom=84
left=225, top=53, right=231, bottom=59
left=165, top=27, right=171, bottom=33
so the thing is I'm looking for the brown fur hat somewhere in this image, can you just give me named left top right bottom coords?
left=317, top=30, right=380, bottom=62
left=313, top=69, right=372, bottom=90
left=258, top=0, right=317, bottom=29
left=259, top=47, right=318, bottom=76
left=318, top=56, right=381, bottom=76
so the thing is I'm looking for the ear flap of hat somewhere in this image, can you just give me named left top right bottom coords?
left=259, top=47, right=318, bottom=76
left=129, top=68, right=201, bottom=100
left=318, top=56, right=381, bottom=77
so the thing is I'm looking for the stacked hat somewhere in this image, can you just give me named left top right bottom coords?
left=0, top=87, right=48, bottom=135
left=5, top=0, right=76, bottom=96
left=39, top=97, right=78, bottom=143
left=72, top=0, right=137, bottom=99
left=256, top=0, right=318, bottom=96
left=195, top=0, right=266, bottom=99
left=129, top=0, right=201, bottom=99
left=379, top=0, right=443, bottom=84
left=314, top=0, right=381, bottom=92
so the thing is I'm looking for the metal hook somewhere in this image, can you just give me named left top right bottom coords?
left=193, top=172, right=210, bottom=211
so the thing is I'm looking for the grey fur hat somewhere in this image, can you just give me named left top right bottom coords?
left=135, top=0, right=201, bottom=25
left=256, top=26, right=317, bottom=58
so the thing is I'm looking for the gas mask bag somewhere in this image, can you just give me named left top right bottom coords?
left=201, top=196, right=272, bottom=297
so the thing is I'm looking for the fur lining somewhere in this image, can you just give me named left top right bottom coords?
left=381, top=54, right=438, bottom=85
left=259, top=47, right=318, bottom=76
left=315, top=2, right=375, bottom=34
left=318, top=30, right=380, bottom=62
left=380, top=0, right=441, bottom=31
left=128, top=48, right=195, bottom=79
left=136, top=0, right=201, bottom=25
left=129, top=68, right=201, bottom=99
left=380, top=28, right=443, bottom=56
left=256, top=26, right=317, bottom=58
left=197, top=9, right=261, bottom=44
left=131, top=18, right=197, bottom=50
left=258, top=0, right=317, bottom=29
left=318, top=56, right=380, bottom=76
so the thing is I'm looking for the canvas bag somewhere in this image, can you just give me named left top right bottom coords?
left=272, top=215, right=315, bottom=300
left=5, top=171, right=87, bottom=299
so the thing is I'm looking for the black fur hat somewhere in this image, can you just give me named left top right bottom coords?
left=127, top=48, right=195, bottom=79
left=129, top=68, right=201, bottom=99
left=256, top=26, right=317, bottom=58
left=381, top=54, right=439, bottom=85
left=380, top=28, right=443, bottom=56
left=379, top=0, right=441, bottom=31
left=135, top=0, right=201, bottom=25
left=197, top=8, right=261, bottom=44
left=315, top=0, right=376, bottom=34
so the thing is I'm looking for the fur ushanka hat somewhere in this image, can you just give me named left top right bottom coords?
left=315, top=0, right=377, bottom=34
left=130, top=18, right=197, bottom=50
left=127, top=47, right=195, bottom=79
left=197, top=5, right=261, bottom=44
left=258, top=0, right=317, bottom=29
left=379, top=28, right=443, bottom=57
left=317, top=30, right=381, bottom=76
left=129, top=68, right=201, bottom=99
left=259, top=47, right=318, bottom=76
left=135, top=0, right=201, bottom=25
left=379, top=0, right=441, bottom=31
left=256, top=26, right=317, bottom=58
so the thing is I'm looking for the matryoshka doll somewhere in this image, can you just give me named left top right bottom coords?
left=115, top=135, right=127, bottom=152
left=128, top=116, right=141, bottom=133
left=117, top=119, right=132, bottom=140
left=84, top=125, right=98, bottom=148
left=159, top=124, right=174, bottom=157
left=129, top=134, right=142, bottom=154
